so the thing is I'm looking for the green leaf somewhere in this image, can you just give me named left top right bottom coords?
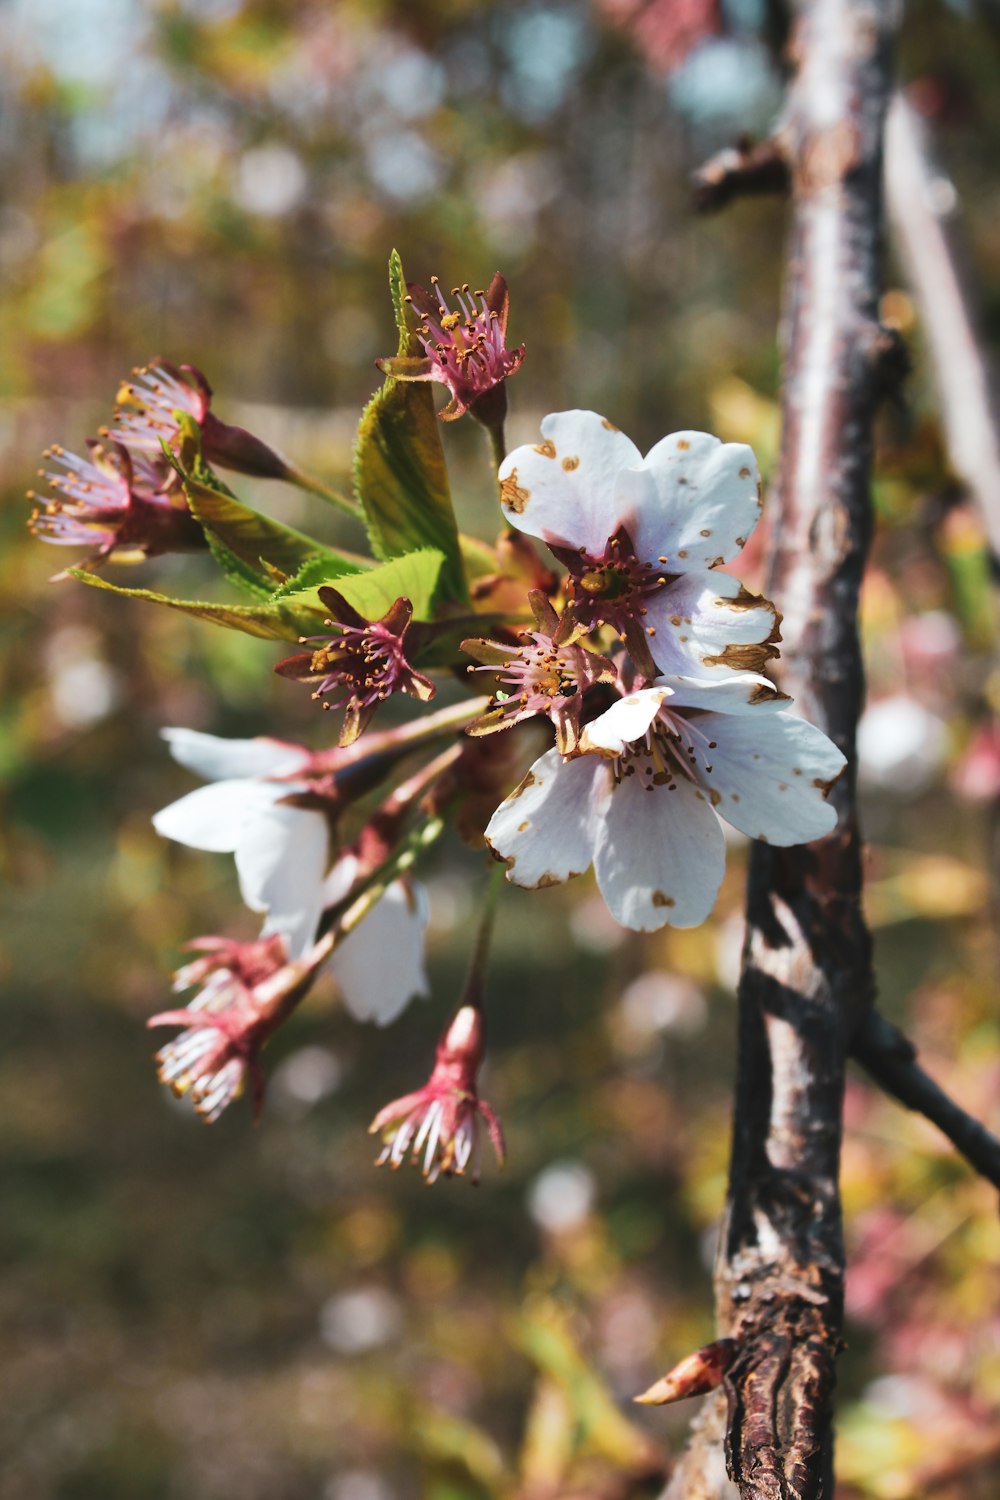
left=353, top=252, right=466, bottom=605
left=274, top=548, right=446, bottom=624
left=69, top=569, right=327, bottom=642
left=185, top=476, right=364, bottom=585
left=388, top=245, right=410, bottom=348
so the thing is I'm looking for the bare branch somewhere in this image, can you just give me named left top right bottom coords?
left=852, top=1011, right=1000, bottom=1190
left=712, top=2, right=897, bottom=1496
left=692, top=137, right=791, bottom=214
left=885, top=93, right=1000, bottom=561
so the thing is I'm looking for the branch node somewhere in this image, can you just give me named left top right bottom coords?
left=692, top=135, right=791, bottom=215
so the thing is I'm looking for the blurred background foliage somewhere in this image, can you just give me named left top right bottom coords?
left=1, top=1, right=999, bottom=1497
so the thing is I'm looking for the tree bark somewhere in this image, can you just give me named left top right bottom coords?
left=713, top=3, right=897, bottom=1497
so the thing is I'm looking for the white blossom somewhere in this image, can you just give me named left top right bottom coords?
left=498, top=410, right=778, bottom=679
left=485, top=675, right=846, bottom=931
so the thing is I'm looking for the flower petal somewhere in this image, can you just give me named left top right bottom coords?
left=236, top=803, right=329, bottom=958
left=499, top=411, right=641, bottom=554
left=162, top=727, right=307, bottom=782
left=658, top=672, right=789, bottom=714
left=581, top=689, right=672, bottom=756
left=485, top=747, right=607, bottom=889
left=618, top=431, right=762, bottom=569
left=330, top=880, right=429, bottom=1026
left=153, top=778, right=272, bottom=852
left=694, top=711, right=846, bottom=844
left=643, top=569, right=780, bottom=679
left=593, top=774, right=726, bottom=930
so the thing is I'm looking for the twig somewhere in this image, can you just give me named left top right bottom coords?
left=852, top=1011, right=1000, bottom=1191
left=692, top=137, right=791, bottom=214
left=885, top=93, right=1000, bottom=562
left=712, top=3, right=896, bottom=1497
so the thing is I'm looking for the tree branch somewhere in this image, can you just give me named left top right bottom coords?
left=712, top=3, right=897, bottom=1497
left=692, top=137, right=791, bottom=214
left=852, top=1011, right=1000, bottom=1190
left=884, top=92, right=1000, bottom=563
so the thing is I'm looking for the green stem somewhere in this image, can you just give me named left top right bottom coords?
left=459, top=862, right=505, bottom=1012
left=311, top=814, right=448, bottom=959
left=487, top=420, right=507, bottom=475
left=283, top=461, right=365, bottom=522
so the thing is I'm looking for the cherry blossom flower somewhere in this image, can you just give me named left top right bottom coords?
left=149, top=934, right=299, bottom=1121
left=152, top=729, right=329, bottom=960
left=111, top=359, right=292, bottom=480
left=369, top=1005, right=505, bottom=1183
left=275, top=590, right=435, bottom=745
left=28, top=439, right=202, bottom=567
left=485, top=674, right=846, bottom=931
left=497, top=410, right=779, bottom=680
left=377, top=273, right=525, bottom=426
left=152, top=729, right=429, bottom=1022
left=462, top=590, right=615, bottom=754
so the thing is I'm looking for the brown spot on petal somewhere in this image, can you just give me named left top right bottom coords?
left=518, top=820, right=529, bottom=832
left=501, top=470, right=531, bottom=514
left=506, top=770, right=537, bottom=800
left=677, top=549, right=688, bottom=559
left=813, top=774, right=840, bottom=797
left=601, top=417, right=619, bottom=431
left=739, top=466, right=752, bottom=479
left=652, top=891, right=676, bottom=908
left=533, top=439, right=557, bottom=459
left=700, top=528, right=712, bottom=537
left=561, top=455, right=580, bottom=471
left=735, top=536, right=747, bottom=548
left=677, top=438, right=691, bottom=451
left=670, top=615, right=682, bottom=627
left=702, top=588, right=783, bottom=673
left=536, top=873, right=563, bottom=889
left=708, top=788, right=721, bottom=807
left=749, top=682, right=789, bottom=705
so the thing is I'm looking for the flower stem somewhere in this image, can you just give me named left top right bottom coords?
left=308, top=695, right=490, bottom=774
left=459, top=862, right=505, bottom=1013
left=486, top=420, right=507, bottom=475
left=282, top=461, right=365, bottom=521
left=312, top=815, right=448, bottom=959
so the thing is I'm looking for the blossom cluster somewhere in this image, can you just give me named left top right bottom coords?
left=27, top=258, right=844, bottom=1181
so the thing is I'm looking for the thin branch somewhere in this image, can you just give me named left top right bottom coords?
left=885, top=92, right=1000, bottom=562
left=852, top=1011, right=1000, bottom=1190
left=692, top=137, right=791, bottom=214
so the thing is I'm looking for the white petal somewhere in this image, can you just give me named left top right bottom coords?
left=581, top=689, right=671, bottom=756
left=236, top=802, right=329, bottom=957
left=617, top=431, right=762, bottom=569
left=485, top=747, right=607, bottom=889
left=323, top=852, right=360, bottom=907
left=153, top=778, right=272, bottom=852
left=499, top=410, right=642, bottom=554
left=330, top=880, right=429, bottom=1026
left=162, top=727, right=307, bottom=782
left=694, top=711, right=846, bottom=844
left=657, top=672, right=789, bottom=715
left=642, top=569, right=780, bottom=679
left=593, top=773, right=726, bottom=930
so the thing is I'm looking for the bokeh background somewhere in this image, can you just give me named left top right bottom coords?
left=2, top=2, right=999, bottom=1497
